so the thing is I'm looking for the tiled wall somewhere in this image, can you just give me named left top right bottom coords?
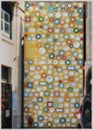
left=24, top=2, right=84, bottom=128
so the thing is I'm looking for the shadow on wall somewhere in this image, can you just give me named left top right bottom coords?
left=77, top=66, right=92, bottom=128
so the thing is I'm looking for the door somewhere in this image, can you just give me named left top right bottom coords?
left=24, top=2, right=84, bottom=128
left=1, top=83, right=12, bottom=128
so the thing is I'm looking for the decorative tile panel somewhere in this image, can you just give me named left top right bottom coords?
left=24, top=1, right=84, bottom=128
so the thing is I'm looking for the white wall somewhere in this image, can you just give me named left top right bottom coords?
left=0, top=38, right=16, bottom=86
left=0, top=1, right=24, bottom=128
left=0, top=2, right=18, bottom=91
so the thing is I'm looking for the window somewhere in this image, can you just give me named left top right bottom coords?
left=1, top=66, right=11, bottom=84
left=1, top=2, right=14, bottom=39
left=1, top=9, right=10, bottom=38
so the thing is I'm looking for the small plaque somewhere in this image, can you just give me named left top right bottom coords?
left=54, top=91, right=60, bottom=96
left=47, top=102, right=53, bottom=107
left=56, top=108, right=63, bottom=112
left=39, top=81, right=47, bottom=86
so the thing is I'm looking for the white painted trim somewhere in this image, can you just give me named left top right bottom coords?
left=1, top=34, right=14, bottom=45
left=1, top=9, right=10, bottom=38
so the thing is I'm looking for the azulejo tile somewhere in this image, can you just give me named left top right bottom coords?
left=49, top=53, right=54, bottom=59
left=27, top=82, right=33, bottom=88
left=33, top=122, right=39, bottom=128
left=46, top=75, right=53, bottom=83
left=36, top=34, right=41, bottom=39
left=59, top=83, right=64, bottom=89
left=60, top=118, right=65, bottom=123
left=47, top=102, right=53, bottom=108
left=56, top=108, right=63, bottom=112
left=25, top=2, right=30, bottom=9
left=44, top=91, right=50, bottom=96
left=37, top=97, right=43, bottom=102
left=43, top=107, right=49, bottom=113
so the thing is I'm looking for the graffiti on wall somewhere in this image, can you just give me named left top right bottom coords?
left=24, top=2, right=84, bottom=128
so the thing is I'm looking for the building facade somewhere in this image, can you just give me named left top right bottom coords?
left=0, top=1, right=24, bottom=128
left=0, top=0, right=92, bottom=129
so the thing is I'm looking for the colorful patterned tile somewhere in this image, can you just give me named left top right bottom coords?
left=24, top=1, right=84, bottom=128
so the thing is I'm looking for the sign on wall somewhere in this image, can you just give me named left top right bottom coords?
left=24, top=2, right=84, bottom=128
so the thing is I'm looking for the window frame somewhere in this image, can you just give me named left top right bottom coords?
left=1, top=9, right=10, bottom=38
left=1, top=65, right=12, bottom=84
